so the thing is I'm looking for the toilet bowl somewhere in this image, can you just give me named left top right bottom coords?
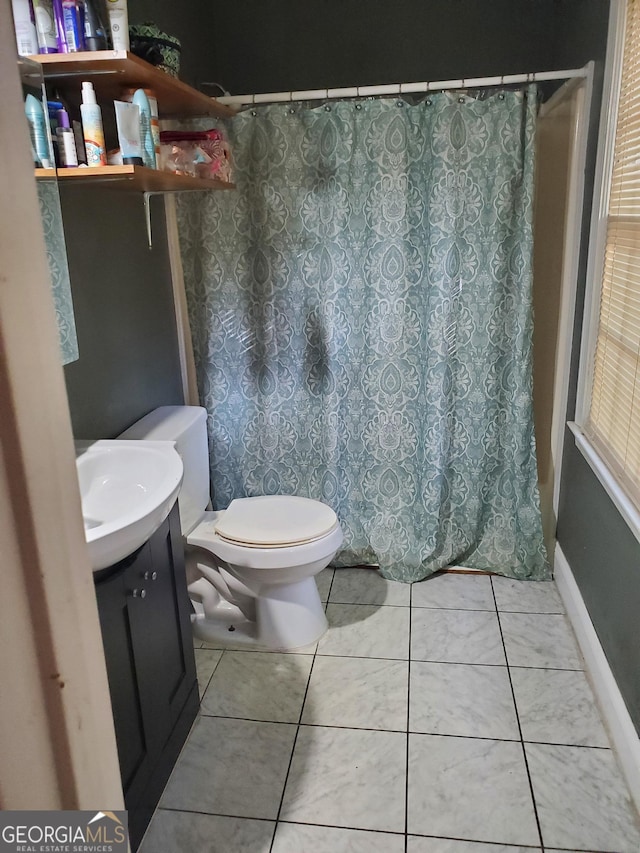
left=119, top=407, right=343, bottom=651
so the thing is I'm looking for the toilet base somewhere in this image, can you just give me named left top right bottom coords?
left=191, top=576, right=328, bottom=651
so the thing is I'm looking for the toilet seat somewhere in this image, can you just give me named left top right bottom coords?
left=214, top=495, right=338, bottom=547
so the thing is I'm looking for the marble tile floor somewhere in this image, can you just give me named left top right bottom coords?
left=139, top=569, right=640, bottom=853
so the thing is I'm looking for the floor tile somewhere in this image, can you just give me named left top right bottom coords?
left=330, top=567, right=411, bottom=606
left=280, top=725, right=406, bottom=832
left=302, top=655, right=408, bottom=730
left=160, top=716, right=296, bottom=819
left=411, top=608, right=506, bottom=665
left=408, top=838, right=539, bottom=852
left=318, top=604, right=410, bottom=659
left=410, top=661, right=519, bottom=740
left=511, top=667, right=610, bottom=747
left=139, top=810, right=275, bottom=853
left=408, top=734, right=539, bottom=845
left=272, top=822, right=405, bottom=852
left=526, top=742, right=640, bottom=851
left=316, top=567, right=334, bottom=603
left=500, top=612, right=583, bottom=669
left=412, top=573, right=496, bottom=611
left=492, top=576, right=564, bottom=614
left=194, top=648, right=223, bottom=699
left=200, top=651, right=313, bottom=723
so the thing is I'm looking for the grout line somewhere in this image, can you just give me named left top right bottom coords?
left=194, top=645, right=224, bottom=700
left=405, top=583, right=413, bottom=853
left=269, top=591, right=323, bottom=853
left=490, top=575, right=546, bottom=852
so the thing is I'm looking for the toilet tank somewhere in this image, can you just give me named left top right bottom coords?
left=119, top=406, right=210, bottom=536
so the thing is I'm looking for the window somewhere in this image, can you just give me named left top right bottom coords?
left=583, top=0, right=640, bottom=510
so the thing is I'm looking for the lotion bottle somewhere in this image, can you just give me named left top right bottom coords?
left=80, top=81, right=107, bottom=166
left=105, top=0, right=129, bottom=50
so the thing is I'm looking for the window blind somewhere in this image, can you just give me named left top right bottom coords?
left=587, top=0, right=640, bottom=504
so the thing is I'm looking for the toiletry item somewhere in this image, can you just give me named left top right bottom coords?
left=132, top=88, right=155, bottom=168
left=105, top=0, right=129, bottom=51
left=122, top=87, right=159, bottom=160
left=114, top=101, right=143, bottom=165
left=25, top=93, right=53, bottom=167
left=81, top=0, right=107, bottom=50
left=56, top=0, right=84, bottom=52
left=12, top=0, right=39, bottom=56
left=56, top=108, right=78, bottom=166
left=52, top=0, right=66, bottom=50
left=80, top=81, right=107, bottom=165
left=72, top=119, right=87, bottom=163
left=32, top=0, right=58, bottom=53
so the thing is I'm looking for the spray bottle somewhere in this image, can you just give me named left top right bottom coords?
left=80, top=81, right=107, bottom=166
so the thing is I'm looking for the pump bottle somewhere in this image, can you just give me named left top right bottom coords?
left=80, top=81, right=106, bottom=166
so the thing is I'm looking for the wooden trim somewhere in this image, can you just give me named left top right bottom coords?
left=2, top=10, right=123, bottom=809
left=49, top=165, right=235, bottom=193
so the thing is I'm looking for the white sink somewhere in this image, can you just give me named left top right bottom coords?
left=75, top=440, right=183, bottom=571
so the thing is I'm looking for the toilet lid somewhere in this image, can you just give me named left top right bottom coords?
left=214, top=496, right=338, bottom=546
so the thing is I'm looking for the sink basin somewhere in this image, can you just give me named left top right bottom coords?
left=75, top=440, right=183, bottom=571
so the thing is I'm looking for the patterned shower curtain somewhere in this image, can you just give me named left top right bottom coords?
left=177, top=86, right=549, bottom=581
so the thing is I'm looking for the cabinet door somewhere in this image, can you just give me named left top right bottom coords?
left=127, top=505, right=197, bottom=759
left=94, top=546, right=152, bottom=803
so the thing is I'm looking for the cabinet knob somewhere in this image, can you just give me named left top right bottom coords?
left=132, top=588, right=147, bottom=599
left=143, top=571, right=158, bottom=581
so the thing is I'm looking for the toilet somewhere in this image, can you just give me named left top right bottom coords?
left=119, top=405, right=343, bottom=650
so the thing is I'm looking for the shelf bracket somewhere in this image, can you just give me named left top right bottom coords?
left=143, top=191, right=163, bottom=249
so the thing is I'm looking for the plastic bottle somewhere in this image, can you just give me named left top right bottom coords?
left=55, top=0, right=84, bottom=52
left=132, top=88, right=156, bottom=169
left=56, top=108, right=78, bottom=166
left=81, top=0, right=107, bottom=50
left=122, top=87, right=160, bottom=161
left=12, top=0, right=39, bottom=56
left=105, top=0, right=129, bottom=51
left=80, top=81, right=107, bottom=166
left=32, top=0, right=58, bottom=53
left=25, top=93, right=53, bottom=167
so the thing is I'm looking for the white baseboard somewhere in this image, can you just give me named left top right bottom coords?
left=554, top=543, right=640, bottom=810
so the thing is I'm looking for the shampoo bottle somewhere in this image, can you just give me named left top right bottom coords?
left=81, top=0, right=107, bottom=50
left=132, top=88, right=156, bottom=169
left=32, top=0, right=58, bottom=53
left=80, top=81, right=107, bottom=166
left=12, top=0, right=39, bottom=56
left=55, top=0, right=84, bottom=51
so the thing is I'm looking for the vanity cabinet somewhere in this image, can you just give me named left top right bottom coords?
left=94, top=503, right=198, bottom=850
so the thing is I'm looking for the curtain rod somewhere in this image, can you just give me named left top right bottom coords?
left=216, top=66, right=589, bottom=107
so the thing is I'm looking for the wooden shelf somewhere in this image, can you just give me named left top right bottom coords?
left=35, top=167, right=57, bottom=179
left=30, top=51, right=235, bottom=119
left=39, top=165, right=235, bottom=192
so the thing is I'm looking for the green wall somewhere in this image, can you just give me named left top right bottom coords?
left=62, top=187, right=183, bottom=439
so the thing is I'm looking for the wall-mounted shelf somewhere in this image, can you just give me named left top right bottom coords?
left=35, top=165, right=235, bottom=193
left=35, top=167, right=57, bottom=179
left=30, top=50, right=235, bottom=119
